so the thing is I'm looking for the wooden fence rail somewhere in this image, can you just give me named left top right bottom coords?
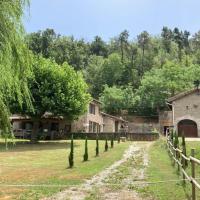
left=167, top=137, right=200, bottom=200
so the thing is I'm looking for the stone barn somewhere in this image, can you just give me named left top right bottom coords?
left=167, top=88, right=200, bottom=137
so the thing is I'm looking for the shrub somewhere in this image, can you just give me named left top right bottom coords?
left=111, top=136, right=114, bottom=148
left=96, top=134, right=99, bottom=156
left=118, top=132, right=120, bottom=143
left=68, top=134, right=74, bottom=168
left=181, top=131, right=188, bottom=167
left=83, top=136, right=88, bottom=161
left=105, top=137, right=108, bottom=152
left=170, top=130, right=174, bottom=142
left=173, top=131, right=179, bottom=149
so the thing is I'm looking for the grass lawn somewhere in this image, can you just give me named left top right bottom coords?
left=0, top=138, right=131, bottom=200
left=138, top=138, right=200, bottom=200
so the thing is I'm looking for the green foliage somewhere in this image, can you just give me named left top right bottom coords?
left=0, top=0, right=32, bottom=139
left=11, top=56, right=91, bottom=142
left=170, top=130, right=174, bottom=143
left=181, top=132, right=187, bottom=167
left=95, top=134, right=99, bottom=157
left=68, top=134, right=74, bottom=168
left=118, top=133, right=121, bottom=143
left=16, top=56, right=90, bottom=118
left=135, top=61, right=195, bottom=114
left=111, top=136, right=114, bottom=148
left=173, top=131, right=179, bottom=149
left=100, top=85, right=135, bottom=114
left=100, top=85, right=124, bottom=114
left=26, top=26, right=200, bottom=116
left=105, top=137, right=108, bottom=152
left=83, top=136, right=88, bottom=161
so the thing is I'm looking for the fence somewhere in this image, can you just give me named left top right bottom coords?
left=66, top=132, right=159, bottom=141
left=167, top=136, right=200, bottom=200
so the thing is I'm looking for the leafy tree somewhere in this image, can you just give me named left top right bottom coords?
left=101, top=53, right=124, bottom=87
left=13, top=56, right=90, bottom=142
left=83, top=136, right=88, bottom=161
left=68, top=134, right=74, bottom=168
left=83, top=55, right=104, bottom=98
left=0, top=0, right=32, bottom=141
left=100, top=85, right=135, bottom=114
left=161, top=26, right=173, bottom=53
left=135, top=61, right=193, bottom=115
left=90, top=36, right=108, bottom=57
left=26, top=28, right=57, bottom=58
left=100, top=86, right=124, bottom=114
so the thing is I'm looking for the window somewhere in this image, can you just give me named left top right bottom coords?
left=89, top=121, right=100, bottom=133
left=89, top=121, right=93, bottom=132
left=89, top=103, right=95, bottom=114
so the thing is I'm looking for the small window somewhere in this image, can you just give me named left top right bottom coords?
left=89, top=103, right=96, bottom=114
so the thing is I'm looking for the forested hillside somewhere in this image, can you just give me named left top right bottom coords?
left=26, top=28, right=200, bottom=115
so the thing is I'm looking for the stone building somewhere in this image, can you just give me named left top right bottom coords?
left=166, top=88, right=200, bottom=137
left=71, top=99, right=103, bottom=133
left=11, top=99, right=128, bottom=139
left=101, top=112, right=128, bottom=133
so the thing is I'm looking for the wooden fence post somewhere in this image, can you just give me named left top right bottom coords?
left=191, top=148, right=196, bottom=200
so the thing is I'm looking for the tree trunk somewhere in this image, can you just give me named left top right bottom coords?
left=31, top=119, right=39, bottom=144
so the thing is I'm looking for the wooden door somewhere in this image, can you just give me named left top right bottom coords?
left=178, top=120, right=198, bottom=137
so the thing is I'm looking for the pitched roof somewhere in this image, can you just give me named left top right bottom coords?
left=167, top=88, right=199, bottom=103
left=101, top=112, right=128, bottom=122
left=91, top=99, right=102, bottom=105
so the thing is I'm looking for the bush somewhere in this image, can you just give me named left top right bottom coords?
left=118, top=132, right=120, bottom=143
left=111, top=136, right=114, bottom=148
left=181, top=131, right=188, bottom=167
left=96, top=134, right=99, bottom=156
left=170, top=130, right=174, bottom=142
left=83, top=136, right=88, bottom=161
left=105, top=137, right=108, bottom=152
left=68, top=134, right=74, bottom=168
left=173, top=131, right=179, bottom=148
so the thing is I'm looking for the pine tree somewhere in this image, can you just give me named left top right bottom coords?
left=68, top=134, right=74, bottom=168
left=83, top=136, right=88, bottom=161
left=111, top=136, right=114, bottom=148
left=170, top=130, right=174, bottom=143
left=118, top=132, right=120, bottom=143
left=105, top=137, right=108, bottom=152
left=96, top=134, right=99, bottom=156
left=181, top=131, right=188, bottom=167
left=174, top=131, right=179, bottom=149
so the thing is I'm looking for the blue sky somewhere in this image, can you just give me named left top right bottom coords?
left=24, top=0, right=200, bottom=41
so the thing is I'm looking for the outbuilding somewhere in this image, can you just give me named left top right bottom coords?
left=166, top=88, right=200, bottom=137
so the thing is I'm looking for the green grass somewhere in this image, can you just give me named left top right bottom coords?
left=0, top=139, right=131, bottom=200
left=138, top=138, right=200, bottom=200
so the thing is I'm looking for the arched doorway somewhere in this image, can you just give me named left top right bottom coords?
left=178, top=119, right=198, bottom=137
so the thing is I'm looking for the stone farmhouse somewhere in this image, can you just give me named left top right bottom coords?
left=160, top=88, right=200, bottom=137
left=11, top=99, right=128, bottom=139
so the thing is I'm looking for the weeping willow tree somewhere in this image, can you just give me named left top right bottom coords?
left=0, top=0, right=32, bottom=144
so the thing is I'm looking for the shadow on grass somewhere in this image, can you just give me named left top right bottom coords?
left=0, top=140, right=80, bottom=152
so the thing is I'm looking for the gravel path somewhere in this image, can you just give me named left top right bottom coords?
left=43, top=142, right=152, bottom=200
